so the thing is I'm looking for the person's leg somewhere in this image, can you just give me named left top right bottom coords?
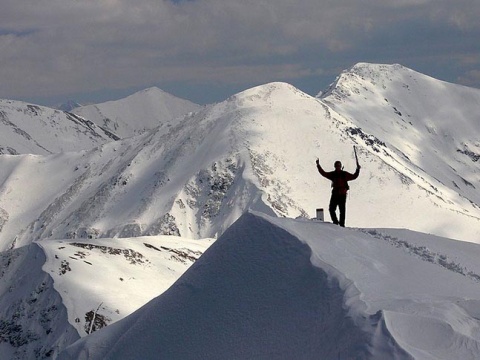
left=329, top=194, right=339, bottom=225
left=338, top=194, right=347, bottom=227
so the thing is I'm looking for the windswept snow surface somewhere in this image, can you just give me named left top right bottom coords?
left=72, top=87, right=202, bottom=138
left=59, top=212, right=480, bottom=360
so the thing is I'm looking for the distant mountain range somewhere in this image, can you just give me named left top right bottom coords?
left=0, top=87, right=202, bottom=155
left=0, top=100, right=119, bottom=155
left=1, top=63, right=480, bottom=359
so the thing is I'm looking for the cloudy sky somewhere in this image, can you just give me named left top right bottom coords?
left=1, top=0, right=479, bottom=106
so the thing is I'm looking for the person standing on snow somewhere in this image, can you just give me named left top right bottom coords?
left=316, top=158, right=360, bottom=227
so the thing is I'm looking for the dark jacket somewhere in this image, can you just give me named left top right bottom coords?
left=317, top=165, right=360, bottom=195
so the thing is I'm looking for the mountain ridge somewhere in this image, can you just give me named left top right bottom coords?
left=1, top=67, right=479, bottom=251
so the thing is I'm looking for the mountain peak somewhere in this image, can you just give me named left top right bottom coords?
left=133, top=86, right=169, bottom=97
left=349, top=62, right=406, bottom=74
left=72, top=87, right=201, bottom=138
left=320, top=62, right=412, bottom=98
left=320, top=62, right=480, bottom=228
left=228, top=82, right=311, bottom=107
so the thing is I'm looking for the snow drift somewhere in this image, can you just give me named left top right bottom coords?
left=59, top=211, right=480, bottom=360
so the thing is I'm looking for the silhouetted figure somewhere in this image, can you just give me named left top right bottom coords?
left=316, top=159, right=360, bottom=227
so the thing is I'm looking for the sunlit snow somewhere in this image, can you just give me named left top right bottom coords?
left=1, top=63, right=480, bottom=359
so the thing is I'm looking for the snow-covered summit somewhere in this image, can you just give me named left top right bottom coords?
left=228, top=81, right=311, bottom=103
left=321, top=62, right=480, bottom=206
left=321, top=63, right=425, bottom=98
left=72, top=87, right=202, bottom=138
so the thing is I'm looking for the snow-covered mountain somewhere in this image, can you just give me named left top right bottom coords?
left=72, top=87, right=202, bottom=138
left=0, top=100, right=119, bottom=155
left=1, top=70, right=479, bottom=252
left=321, top=63, right=480, bottom=207
left=2, top=63, right=480, bottom=359
left=58, top=211, right=480, bottom=360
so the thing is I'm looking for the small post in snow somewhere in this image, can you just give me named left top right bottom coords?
left=316, top=208, right=324, bottom=221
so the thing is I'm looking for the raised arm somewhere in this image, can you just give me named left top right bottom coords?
left=346, top=164, right=361, bottom=181
left=316, top=159, right=330, bottom=179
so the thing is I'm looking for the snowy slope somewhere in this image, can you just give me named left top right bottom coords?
left=59, top=211, right=480, bottom=360
left=72, top=87, right=202, bottom=138
left=39, top=235, right=213, bottom=337
left=0, top=100, right=119, bottom=155
left=0, top=235, right=212, bottom=359
left=0, top=243, right=79, bottom=359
